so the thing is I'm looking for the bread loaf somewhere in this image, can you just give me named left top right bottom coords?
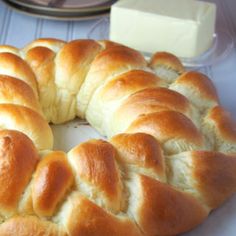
left=0, top=39, right=235, bottom=236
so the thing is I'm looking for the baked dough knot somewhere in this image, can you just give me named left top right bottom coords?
left=0, top=39, right=235, bottom=236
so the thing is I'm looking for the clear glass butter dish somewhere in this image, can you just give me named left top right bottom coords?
left=87, top=17, right=234, bottom=69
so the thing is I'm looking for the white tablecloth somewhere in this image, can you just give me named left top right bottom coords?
left=0, top=0, right=236, bottom=235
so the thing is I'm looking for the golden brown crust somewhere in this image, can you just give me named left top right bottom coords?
left=110, top=87, right=193, bottom=137
left=132, top=175, right=208, bottom=236
left=0, top=75, right=42, bottom=115
left=127, top=111, right=203, bottom=154
left=55, top=39, right=102, bottom=93
left=26, top=46, right=55, bottom=70
left=77, top=45, right=147, bottom=118
left=32, top=151, right=74, bottom=217
left=167, top=151, right=236, bottom=210
left=203, top=106, right=236, bottom=153
left=192, top=151, right=236, bottom=209
left=85, top=70, right=165, bottom=136
left=25, top=46, right=56, bottom=87
left=176, top=71, right=218, bottom=99
left=63, top=194, right=142, bottom=236
left=23, top=38, right=65, bottom=53
left=0, top=130, right=38, bottom=217
left=149, top=51, right=185, bottom=74
left=25, top=46, right=56, bottom=92
left=0, top=216, right=67, bottom=236
left=0, top=52, right=38, bottom=97
left=207, top=106, right=236, bottom=142
left=99, top=70, right=164, bottom=101
left=170, top=71, right=219, bottom=111
left=98, top=40, right=122, bottom=49
left=25, top=46, right=57, bottom=122
left=117, top=87, right=190, bottom=115
left=0, top=38, right=235, bottom=236
left=42, top=39, right=103, bottom=123
left=0, top=45, right=19, bottom=55
left=92, top=45, right=147, bottom=71
left=110, top=133, right=166, bottom=181
left=0, top=104, right=53, bottom=150
left=68, top=140, right=122, bottom=212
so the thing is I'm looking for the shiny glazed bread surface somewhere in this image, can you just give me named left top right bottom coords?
left=0, top=39, right=235, bottom=236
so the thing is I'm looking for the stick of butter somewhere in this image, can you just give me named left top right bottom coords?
left=110, top=0, right=216, bottom=58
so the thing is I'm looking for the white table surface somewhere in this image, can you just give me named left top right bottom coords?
left=0, top=0, right=236, bottom=236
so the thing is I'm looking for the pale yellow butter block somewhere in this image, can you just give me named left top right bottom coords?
left=110, top=0, right=216, bottom=58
